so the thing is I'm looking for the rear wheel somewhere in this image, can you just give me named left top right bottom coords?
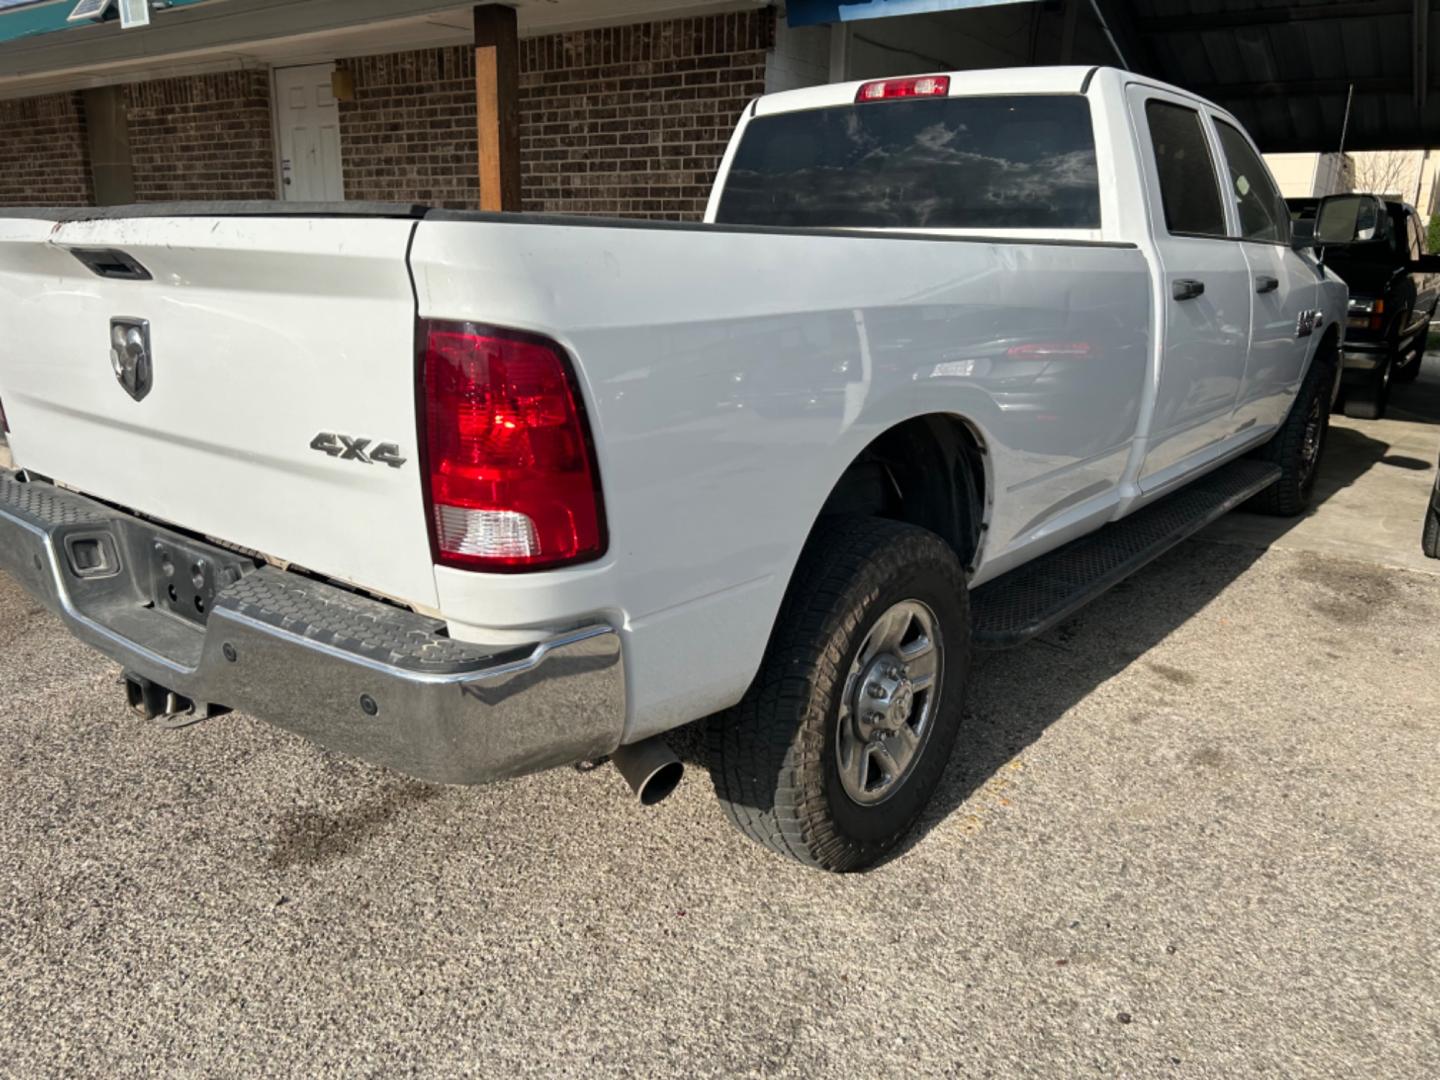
left=1250, top=349, right=1333, bottom=516
left=707, top=517, right=969, bottom=872
left=1423, top=502, right=1440, bottom=559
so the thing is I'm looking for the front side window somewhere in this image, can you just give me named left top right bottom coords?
left=1215, top=119, right=1287, bottom=243
left=714, top=94, right=1101, bottom=230
left=1144, top=100, right=1226, bottom=238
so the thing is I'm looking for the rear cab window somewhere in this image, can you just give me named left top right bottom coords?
left=713, top=94, right=1101, bottom=233
left=1142, top=100, right=1226, bottom=238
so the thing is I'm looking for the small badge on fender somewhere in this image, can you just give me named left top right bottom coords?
left=310, top=432, right=407, bottom=469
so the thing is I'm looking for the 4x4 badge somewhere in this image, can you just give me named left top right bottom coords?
left=310, top=432, right=407, bottom=469
left=110, top=317, right=152, bottom=401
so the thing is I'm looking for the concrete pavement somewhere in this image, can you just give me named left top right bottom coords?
left=2, top=372, right=1440, bottom=1077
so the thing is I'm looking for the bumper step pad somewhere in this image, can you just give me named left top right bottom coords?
left=217, top=569, right=513, bottom=675
left=971, top=458, right=1281, bottom=648
left=0, top=470, right=501, bottom=676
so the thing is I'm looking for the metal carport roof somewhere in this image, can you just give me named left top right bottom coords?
left=1095, top=0, right=1440, bottom=151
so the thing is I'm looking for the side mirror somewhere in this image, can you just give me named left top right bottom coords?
left=1412, top=254, right=1440, bottom=273
left=1300, top=193, right=1387, bottom=248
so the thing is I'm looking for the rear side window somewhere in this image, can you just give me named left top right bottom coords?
left=1214, top=120, right=1287, bottom=242
left=1144, top=101, right=1226, bottom=237
left=714, top=95, right=1100, bottom=230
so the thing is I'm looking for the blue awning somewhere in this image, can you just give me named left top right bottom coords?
left=786, top=0, right=1037, bottom=29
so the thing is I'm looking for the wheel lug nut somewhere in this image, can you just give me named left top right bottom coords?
left=867, top=684, right=885, bottom=699
left=887, top=665, right=902, bottom=679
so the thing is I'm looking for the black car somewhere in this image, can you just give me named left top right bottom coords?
left=1288, top=196, right=1440, bottom=419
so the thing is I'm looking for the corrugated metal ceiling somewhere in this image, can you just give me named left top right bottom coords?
left=1108, top=0, right=1440, bottom=150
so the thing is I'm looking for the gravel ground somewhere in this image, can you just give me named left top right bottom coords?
left=2, top=415, right=1440, bottom=1077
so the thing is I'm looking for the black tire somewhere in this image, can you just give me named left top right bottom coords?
left=1342, top=352, right=1392, bottom=419
left=707, top=517, right=969, bottom=872
left=1423, top=504, right=1440, bottom=559
left=1250, top=348, right=1334, bottom=516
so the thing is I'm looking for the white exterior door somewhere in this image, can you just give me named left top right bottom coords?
left=274, top=64, right=344, bottom=202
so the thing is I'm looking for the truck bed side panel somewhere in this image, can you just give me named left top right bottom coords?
left=410, top=219, right=1152, bottom=739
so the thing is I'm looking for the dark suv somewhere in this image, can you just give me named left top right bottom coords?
left=1289, top=196, right=1439, bottom=419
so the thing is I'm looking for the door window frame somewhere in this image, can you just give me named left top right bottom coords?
left=1209, top=114, right=1291, bottom=247
left=1128, top=85, right=1237, bottom=243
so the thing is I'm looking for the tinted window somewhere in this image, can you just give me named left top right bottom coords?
left=1215, top=120, right=1287, bottom=242
left=1408, top=213, right=1424, bottom=259
left=714, top=95, right=1100, bottom=230
left=1144, top=101, right=1226, bottom=237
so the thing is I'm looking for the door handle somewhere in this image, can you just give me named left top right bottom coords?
left=1172, top=278, right=1205, bottom=301
left=1255, top=275, right=1279, bottom=294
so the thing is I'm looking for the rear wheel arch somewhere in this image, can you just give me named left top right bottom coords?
left=809, top=413, right=989, bottom=573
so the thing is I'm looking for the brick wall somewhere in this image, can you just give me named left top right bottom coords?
left=126, top=72, right=277, bottom=201
left=0, top=93, right=91, bottom=206
left=519, top=12, right=772, bottom=218
left=338, top=10, right=774, bottom=219
left=337, top=48, right=479, bottom=209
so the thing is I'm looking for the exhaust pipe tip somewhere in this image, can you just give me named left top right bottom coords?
left=610, top=736, right=684, bottom=806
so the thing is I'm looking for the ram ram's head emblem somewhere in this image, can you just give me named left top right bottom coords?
left=110, top=318, right=152, bottom=402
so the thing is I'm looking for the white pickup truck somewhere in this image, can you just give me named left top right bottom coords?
left=0, top=66, right=1349, bottom=871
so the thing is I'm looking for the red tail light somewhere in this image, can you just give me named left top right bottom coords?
left=420, top=321, right=606, bottom=572
left=856, top=75, right=950, bottom=103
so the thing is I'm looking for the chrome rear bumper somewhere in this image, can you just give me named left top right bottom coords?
left=0, top=469, right=625, bottom=784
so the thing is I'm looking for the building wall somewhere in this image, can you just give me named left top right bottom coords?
left=1265, top=153, right=1323, bottom=198
left=0, top=11, right=772, bottom=218
left=338, top=10, right=773, bottom=219
left=0, top=92, right=91, bottom=206
left=519, top=13, right=771, bottom=218
left=336, top=47, right=479, bottom=209
left=764, top=12, right=831, bottom=93
left=125, top=71, right=278, bottom=201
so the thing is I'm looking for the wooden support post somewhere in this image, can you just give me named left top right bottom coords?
left=474, top=4, right=520, bottom=212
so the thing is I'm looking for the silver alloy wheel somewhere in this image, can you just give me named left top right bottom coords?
left=836, top=598, right=944, bottom=806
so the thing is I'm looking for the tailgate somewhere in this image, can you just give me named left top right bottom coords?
left=0, top=210, right=438, bottom=611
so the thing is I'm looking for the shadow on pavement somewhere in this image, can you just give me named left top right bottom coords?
left=905, top=418, right=1405, bottom=858
left=672, top=385, right=1418, bottom=864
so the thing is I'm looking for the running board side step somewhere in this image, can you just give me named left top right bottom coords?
left=970, top=459, right=1281, bottom=649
